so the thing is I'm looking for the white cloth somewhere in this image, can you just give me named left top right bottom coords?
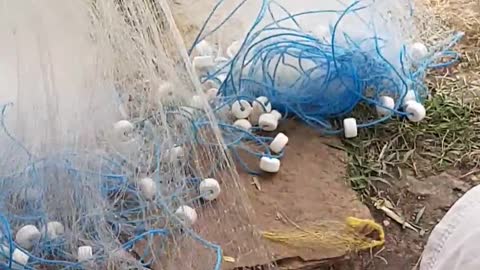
left=420, top=184, right=480, bottom=270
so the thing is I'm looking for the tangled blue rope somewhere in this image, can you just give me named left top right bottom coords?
left=191, top=0, right=463, bottom=135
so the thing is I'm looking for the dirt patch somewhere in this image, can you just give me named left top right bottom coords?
left=346, top=171, right=477, bottom=270
left=203, top=121, right=375, bottom=269
left=233, top=121, right=374, bottom=267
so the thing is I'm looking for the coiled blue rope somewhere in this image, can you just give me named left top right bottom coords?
left=190, top=0, right=463, bottom=135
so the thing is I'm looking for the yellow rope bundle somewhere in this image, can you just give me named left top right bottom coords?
left=261, top=217, right=385, bottom=252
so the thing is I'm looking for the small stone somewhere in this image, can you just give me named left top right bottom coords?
left=450, top=179, right=470, bottom=193
left=223, top=256, right=236, bottom=263
left=383, top=220, right=391, bottom=227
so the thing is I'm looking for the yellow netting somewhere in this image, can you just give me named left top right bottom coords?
left=261, top=217, right=385, bottom=252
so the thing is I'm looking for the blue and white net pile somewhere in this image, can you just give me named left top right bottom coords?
left=188, top=0, right=462, bottom=138
left=0, top=0, right=463, bottom=269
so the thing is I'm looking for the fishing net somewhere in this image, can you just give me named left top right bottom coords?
left=185, top=0, right=462, bottom=137
left=0, top=0, right=462, bottom=269
left=0, top=0, right=271, bottom=269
